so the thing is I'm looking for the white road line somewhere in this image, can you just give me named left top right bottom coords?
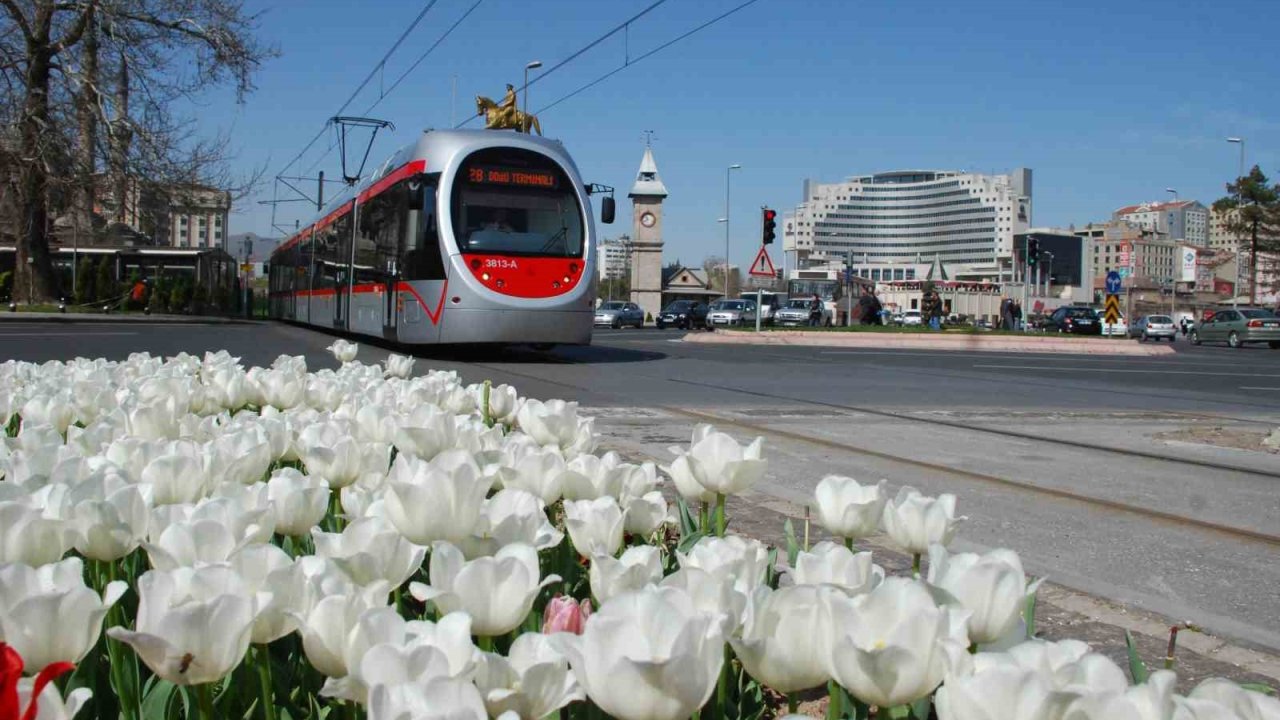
left=0, top=331, right=139, bottom=337
left=1239, top=386, right=1280, bottom=391
left=819, top=349, right=1269, bottom=367
left=974, top=363, right=1280, bottom=378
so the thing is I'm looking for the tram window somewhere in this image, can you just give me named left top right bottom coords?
left=402, top=175, right=445, bottom=281
left=315, top=210, right=353, bottom=290
left=451, top=148, right=583, bottom=258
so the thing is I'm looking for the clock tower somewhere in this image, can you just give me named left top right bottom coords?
left=628, top=145, right=668, bottom=321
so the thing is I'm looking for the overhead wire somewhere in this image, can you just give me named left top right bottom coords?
left=534, top=0, right=763, bottom=116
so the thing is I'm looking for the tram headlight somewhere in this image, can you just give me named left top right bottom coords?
left=482, top=272, right=491, bottom=281
left=562, top=276, right=571, bottom=284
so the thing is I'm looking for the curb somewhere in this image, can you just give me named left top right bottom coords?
left=683, top=330, right=1176, bottom=356
left=0, top=312, right=261, bottom=325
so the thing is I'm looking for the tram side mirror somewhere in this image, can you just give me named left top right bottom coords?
left=601, top=196, right=616, bottom=225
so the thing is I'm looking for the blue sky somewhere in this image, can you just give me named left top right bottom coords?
left=204, top=0, right=1279, bottom=270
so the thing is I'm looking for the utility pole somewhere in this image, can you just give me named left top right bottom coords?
left=318, top=171, right=325, bottom=212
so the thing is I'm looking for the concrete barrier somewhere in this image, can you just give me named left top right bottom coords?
left=683, top=330, right=1177, bottom=355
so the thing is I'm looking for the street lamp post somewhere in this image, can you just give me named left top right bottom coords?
left=1227, top=137, right=1244, bottom=307
left=1043, top=251, right=1054, bottom=298
left=723, top=164, right=741, bottom=297
left=523, top=61, right=543, bottom=130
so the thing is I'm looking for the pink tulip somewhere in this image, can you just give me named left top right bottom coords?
left=542, top=595, right=591, bottom=635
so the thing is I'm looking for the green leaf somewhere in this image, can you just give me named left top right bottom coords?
left=765, top=547, right=779, bottom=589
left=1125, top=630, right=1149, bottom=684
left=677, top=530, right=706, bottom=555
left=884, top=705, right=912, bottom=719
left=140, top=679, right=177, bottom=720
left=910, top=693, right=933, bottom=720
left=1240, top=682, right=1278, bottom=696
left=783, top=519, right=800, bottom=567
left=676, top=496, right=698, bottom=537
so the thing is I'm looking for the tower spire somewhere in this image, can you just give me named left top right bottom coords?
left=629, top=144, right=668, bottom=198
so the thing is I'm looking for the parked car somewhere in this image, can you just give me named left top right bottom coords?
left=1129, top=314, right=1177, bottom=342
left=1100, top=314, right=1127, bottom=337
left=656, top=300, right=707, bottom=330
left=593, top=301, right=644, bottom=329
left=706, top=299, right=757, bottom=327
left=900, top=309, right=923, bottom=326
left=775, top=298, right=830, bottom=327
left=1043, top=306, right=1103, bottom=335
left=1190, top=308, right=1280, bottom=348
left=741, top=292, right=783, bottom=325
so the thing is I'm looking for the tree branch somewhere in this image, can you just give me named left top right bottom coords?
left=0, top=0, right=34, bottom=42
left=50, top=0, right=97, bottom=55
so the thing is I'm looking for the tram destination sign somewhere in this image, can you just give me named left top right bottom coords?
left=466, top=166, right=559, bottom=189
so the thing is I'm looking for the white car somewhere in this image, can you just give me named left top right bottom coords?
left=901, top=310, right=923, bottom=326
left=706, top=299, right=758, bottom=327
left=775, top=298, right=831, bottom=327
left=1100, top=314, right=1127, bottom=336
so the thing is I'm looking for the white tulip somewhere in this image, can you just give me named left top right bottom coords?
left=317, top=606, right=422, bottom=703
left=410, top=542, right=559, bottom=637
left=1059, top=669, right=1185, bottom=720
left=791, top=541, right=884, bottom=596
left=1002, top=638, right=1127, bottom=694
left=460, top=489, right=563, bottom=558
left=928, top=545, right=1041, bottom=645
left=589, top=545, right=663, bottom=604
left=126, top=398, right=183, bottom=441
left=107, top=565, right=266, bottom=685
left=259, top=368, right=306, bottom=410
left=475, top=632, right=584, bottom=720
left=935, top=655, right=1061, bottom=720
left=22, top=393, right=77, bottom=435
left=12, top=676, right=93, bottom=720
left=678, top=534, right=771, bottom=597
left=557, top=586, right=724, bottom=720
left=560, top=452, right=624, bottom=501
left=368, top=677, right=489, bottom=720
left=660, top=567, right=747, bottom=635
left=564, top=497, right=626, bottom=559
left=814, top=475, right=887, bottom=540
left=328, top=339, right=359, bottom=364
left=70, top=482, right=149, bottom=562
left=494, top=448, right=566, bottom=505
left=297, top=420, right=366, bottom=489
left=293, top=582, right=393, bottom=679
left=667, top=424, right=766, bottom=497
left=0, top=501, right=74, bottom=566
left=516, top=399, right=596, bottom=457
left=313, top=516, right=426, bottom=589
left=0, top=557, right=127, bottom=672
left=730, top=585, right=834, bottom=693
left=393, top=405, right=458, bottom=461
left=267, top=468, right=330, bottom=537
left=470, top=382, right=520, bottom=425
left=623, top=490, right=669, bottom=536
left=826, top=577, right=971, bottom=708
left=355, top=403, right=401, bottom=445
left=208, top=427, right=273, bottom=486
left=881, top=486, right=965, bottom=555
left=1189, top=677, right=1280, bottom=720
left=384, top=353, right=415, bottom=379
left=144, top=518, right=249, bottom=571
left=384, top=450, right=491, bottom=545
left=140, top=453, right=208, bottom=506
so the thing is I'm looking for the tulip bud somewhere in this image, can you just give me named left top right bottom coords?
left=542, top=595, right=592, bottom=635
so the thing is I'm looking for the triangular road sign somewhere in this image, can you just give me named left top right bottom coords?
left=748, top=246, right=777, bottom=277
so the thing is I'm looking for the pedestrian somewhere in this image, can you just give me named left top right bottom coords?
left=868, top=290, right=884, bottom=326
left=1012, top=300, right=1023, bottom=331
left=857, top=288, right=876, bottom=325
left=999, top=296, right=1013, bottom=331
left=808, top=293, right=823, bottom=327
left=930, top=290, right=944, bottom=330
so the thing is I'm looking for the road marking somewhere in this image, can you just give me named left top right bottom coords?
left=818, top=349, right=1271, bottom=367
left=0, top=331, right=140, bottom=337
left=1239, top=386, right=1280, bottom=391
left=974, top=363, right=1280, bottom=378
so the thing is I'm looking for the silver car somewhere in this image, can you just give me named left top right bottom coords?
left=706, top=299, right=757, bottom=327
left=594, top=301, right=644, bottom=329
left=1129, top=314, right=1176, bottom=342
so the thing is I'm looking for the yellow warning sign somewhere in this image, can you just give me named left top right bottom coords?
left=1104, top=293, right=1121, bottom=324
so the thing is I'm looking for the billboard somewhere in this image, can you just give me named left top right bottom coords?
left=1180, top=247, right=1197, bottom=282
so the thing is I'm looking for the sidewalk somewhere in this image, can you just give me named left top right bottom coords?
left=0, top=311, right=259, bottom=324
left=684, top=328, right=1175, bottom=356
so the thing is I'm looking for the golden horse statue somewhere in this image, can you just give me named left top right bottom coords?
left=476, top=95, right=542, bottom=135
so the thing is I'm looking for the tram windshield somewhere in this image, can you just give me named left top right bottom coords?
left=452, top=147, right=584, bottom=258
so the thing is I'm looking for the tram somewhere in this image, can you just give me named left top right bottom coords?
left=267, top=129, right=613, bottom=346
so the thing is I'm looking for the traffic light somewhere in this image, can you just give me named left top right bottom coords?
left=761, top=208, right=777, bottom=245
left=1027, top=237, right=1039, bottom=267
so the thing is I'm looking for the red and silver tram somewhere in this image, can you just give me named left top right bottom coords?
left=267, top=129, right=613, bottom=346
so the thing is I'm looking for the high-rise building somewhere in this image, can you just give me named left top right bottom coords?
left=783, top=169, right=1032, bottom=282
left=1111, top=200, right=1209, bottom=246
left=598, top=235, right=632, bottom=281
left=1074, top=221, right=1179, bottom=289
left=165, top=185, right=231, bottom=249
left=1209, top=207, right=1240, bottom=252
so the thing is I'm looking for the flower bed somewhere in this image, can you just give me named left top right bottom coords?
left=0, top=340, right=1274, bottom=719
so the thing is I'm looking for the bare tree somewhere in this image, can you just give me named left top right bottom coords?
left=0, top=0, right=274, bottom=302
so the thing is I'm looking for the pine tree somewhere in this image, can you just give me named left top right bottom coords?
left=74, top=257, right=95, bottom=306
left=94, top=257, right=116, bottom=304
left=1213, top=166, right=1280, bottom=304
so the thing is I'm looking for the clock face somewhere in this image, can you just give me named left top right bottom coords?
left=640, top=212, right=656, bottom=228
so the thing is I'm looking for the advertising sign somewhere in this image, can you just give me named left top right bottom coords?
left=1180, top=247, right=1197, bottom=282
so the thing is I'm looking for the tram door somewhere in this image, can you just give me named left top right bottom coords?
left=332, top=206, right=355, bottom=329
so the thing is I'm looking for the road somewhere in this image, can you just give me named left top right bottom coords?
left=3, top=321, right=1279, bottom=653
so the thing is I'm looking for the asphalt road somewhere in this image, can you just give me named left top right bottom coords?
left=3, top=320, right=1279, bottom=652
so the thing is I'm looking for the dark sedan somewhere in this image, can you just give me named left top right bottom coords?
left=656, top=300, right=708, bottom=329
left=1043, top=306, right=1103, bottom=335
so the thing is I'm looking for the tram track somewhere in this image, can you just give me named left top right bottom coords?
left=468, top=359, right=1280, bottom=550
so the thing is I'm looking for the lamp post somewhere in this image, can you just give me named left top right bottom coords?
left=723, top=163, right=741, bottom=297
left=1043, top=251, right=1054, bottom=298
left=523, top=61, right=542, bottom=129
left=1227, top=137, right=1244, bottom=307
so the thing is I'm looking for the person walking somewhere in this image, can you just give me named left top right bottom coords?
left=999, top=296, right=1013, bottom=330
left=1012, top=300, right=1024, bottom=331
left=808, top=293, right=823, bottom=327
